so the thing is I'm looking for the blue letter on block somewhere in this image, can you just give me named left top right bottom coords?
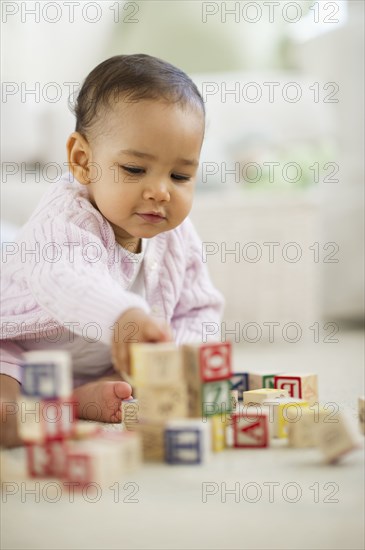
left=230, top=373, right=249, bottom=397
left=21, top=363, right=58, bottom=399
left=165, top=429, right=201, bottom=464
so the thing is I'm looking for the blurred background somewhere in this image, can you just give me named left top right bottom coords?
left=1, top=0, right=364, bottom=336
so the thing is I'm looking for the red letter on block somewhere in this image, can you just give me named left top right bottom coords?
left=274, top=376, right=302, bottom=399
left=233, top=411, right=269, bottom=448
left=200, top=342, right=232, bottom=382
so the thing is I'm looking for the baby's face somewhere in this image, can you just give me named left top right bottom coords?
left=86, top=99, right=204, bottom=251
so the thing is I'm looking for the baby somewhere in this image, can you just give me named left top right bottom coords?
left=0, top=54, right=224, bottom=447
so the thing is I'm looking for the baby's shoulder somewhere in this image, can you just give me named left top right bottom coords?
left=36, top=173, right=103, bottom=218
left=19, top=172, right=110, bottom=241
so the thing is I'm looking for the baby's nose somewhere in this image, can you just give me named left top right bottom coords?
left=143, top=181, right=170, bottom=201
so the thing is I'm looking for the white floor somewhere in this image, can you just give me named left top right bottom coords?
left=1, top=329, right=364, bottom=550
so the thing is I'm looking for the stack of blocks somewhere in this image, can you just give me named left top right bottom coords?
left=129, top=342, right=233, bottom=463
left=182, top=341, right=232, bottom=455
left=18, top=351, right=142, bottom=486
left=129, top=343, right=188, bottom=461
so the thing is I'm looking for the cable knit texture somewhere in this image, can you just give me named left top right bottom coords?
left=1, top=172, right=224, bottom=352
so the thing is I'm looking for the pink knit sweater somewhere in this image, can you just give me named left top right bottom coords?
left=1, top=172, right=224, bottom=348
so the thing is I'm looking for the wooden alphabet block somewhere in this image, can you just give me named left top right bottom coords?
left=165, top=419, right=211, bottom=464
left=135, top=422, right=165, bottom=461
left=248, top=372, right=281, bottom=390
left=316, top=411, right=360, bottom=463
left=21, top=351, right=72, bottom=399
left=359, top=397, right=365, bottom=435
left=18, top=397, right=76, bottom=443
left=186, top=382, right=202, bottom=418
left=26, top=440, right=69, bottom=478
left=129, top=343, right=183, bottom=388
left=230, top=372, right=249, bottom=399
left=183, top=342, right=232, bottom=384
left=261, top=398, right=308, bottom=438
left=211, top=415, right=226, bottom=452
left=96, top=431, right=142, bottom=473
left=243, top=388, right=289, bottom=406
left=121, top=399, right=139, bottom=430
left=287, top=406, right=327, bottom=448
left=202, top=380, right=232, bottom=418
left=232, top=407, right=269, bottom=448
left=136, top=384, right=188, bottom=423
left=274, top=373, right=318, bottom=404
left=65, top=439, right=126, bottom=487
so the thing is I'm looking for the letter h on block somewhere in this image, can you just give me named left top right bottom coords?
left=165, top=420, right=210, bottom=464
left=233, top=408, right=269, bottom=448
left=165, top=429, right=201, bottom=464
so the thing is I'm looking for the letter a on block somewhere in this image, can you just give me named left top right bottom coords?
left=233, top=412, right=269, bottom=448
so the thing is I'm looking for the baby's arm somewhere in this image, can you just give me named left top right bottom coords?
left=171, top=218, right=225, bottom=344
left=20, top=211, right=151, bottom=346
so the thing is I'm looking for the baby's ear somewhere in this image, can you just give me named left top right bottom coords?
left=66, top=132, right=92, bottom=185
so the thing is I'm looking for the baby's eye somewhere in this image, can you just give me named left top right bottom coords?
left=171, top=173, right=191, bottom=181
left=121, top=165, right=145, bottom=175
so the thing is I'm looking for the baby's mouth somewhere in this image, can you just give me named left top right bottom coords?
left=136, top=212, right=166, bottom=224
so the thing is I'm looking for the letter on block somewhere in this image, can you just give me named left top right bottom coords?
left=202, top=380, right=232, bottom=418
left=165, top=419, right=211, bottom=464
left=21, top=351, right=72, bottom=399
left=359, top=397, right=365, bottom=435
left=233, top=408, right=269, bottom=448
left=243, top=388, right=289, bottom=406
left=230, top=372, right=249, bottom=399
left=274, top=373, right=318, bottom=404
left=130, top=343, right=183, bottom=387
left=136, top=384, right=188, bottom=423
left=26, top=440, right=68, bottom=478
left=316, top=411, right=360, bottom=463
left=248, top=372, right=281, bottom=390
left=183, top=342, right=232, bottom=383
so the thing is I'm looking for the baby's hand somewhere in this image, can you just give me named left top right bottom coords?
left=111, top=308, right=173, bottom=376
